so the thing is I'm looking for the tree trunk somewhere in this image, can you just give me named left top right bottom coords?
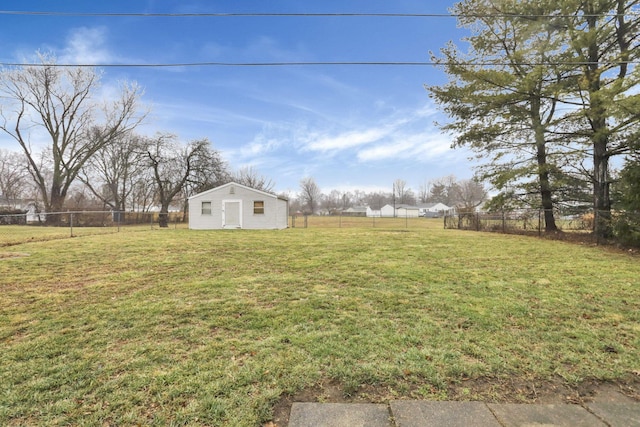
left=182, top=199, right=188, bottom=223
left=593, top=138, right=612, bottom=238
left=114, top=200, right=126, bottom=224
left=46, top=186, right=65, bottom=226
left=539, top=162, right=558, bottom=232
left=532, top=99, right=558, bottom=232
left=159, top=204, right=170, bottom=228
left=585, top=13, right=612, bottom=240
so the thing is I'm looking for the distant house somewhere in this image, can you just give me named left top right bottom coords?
left=0, top=197, right=45, bottom=223
left=343, top=206, right=368, bottom=217
left=396, top=204, right=420, bottom=218
left=379, top=204, right=423, bottom=218
left=366, top=207, right=381, bottom=217
left=25, top=202, right=45, bottom=223
left=380, top=204, right=396, bottom=217
left=188, top=182, right=288, bottom=230
left=418, top=202, right=450, bottom=217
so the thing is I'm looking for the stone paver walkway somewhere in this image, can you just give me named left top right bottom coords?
left=288, top=393, right=640, bottom=426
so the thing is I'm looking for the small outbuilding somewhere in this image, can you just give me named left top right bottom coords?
left=380, top=204, right=396, bottom=217
left=396, top=204, right=420, bottom=218
left=189, top=182, right=289, bottom=230
left=343, top=206, right=368, bottom=217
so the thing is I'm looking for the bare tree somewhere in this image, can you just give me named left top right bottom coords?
left=418, top=181, right=431, bottom=203
left=299, top=177, right=322, bottom=214
left=0, top=53, right=145, bottom=223
left=130, top=170, right=157, bottom=213
left=351, top=189, right=367, bottom=207
left=180, top=148, right=229, bottom=221
left=80, top=131, right=149, bottom=219
left=232, top=166, right=274, bottom=192
left=340, top=191, right=352, bottom=210
left=145, top=134, right=227, bottom=227
left=392, top=178, right=417, bottom=207
left=323, top=189, right=342, bottom=213
left=0, top=149, right=28, bottom=206
left=364, top=191, right=391, bottom=210
left=453, top=179, right=487, bottom=210
left=66, top=184, right=102, bottom=210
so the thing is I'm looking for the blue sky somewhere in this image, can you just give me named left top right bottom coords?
left=1, top=0, right=474, bottom=195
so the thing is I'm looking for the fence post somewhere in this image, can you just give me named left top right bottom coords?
left=339, top=213, right=342, bottom=228
left=304, top=215, right=308, bottom=228
left=476, top=212, right=480, bottom=231
left=538, top=210, right=542, bottom=237
left=70, top=212, right=74, bottom=237
left=595, top=210, right=601, bottom=245
left=502, top=210, right=506, bottom=233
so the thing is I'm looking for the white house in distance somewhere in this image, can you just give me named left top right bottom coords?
left=418, top=202, right=450, bottom=217
left=396, top=204, right=420, bottom=218
left=380, top=204, right=396, bottom=217
left=377, top=203, right=450, bottom=218
left=189, top=182, right=289, bottom=230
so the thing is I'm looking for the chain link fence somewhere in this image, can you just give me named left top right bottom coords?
left=444, top=209, right=640, bottom=246
left=0, top=210, right=187, bottom=247
left=444, top=209, right=591, bottom=234
left=289, top=214, right=444, bottom=229
left=3, top=209, right=638, bottom=247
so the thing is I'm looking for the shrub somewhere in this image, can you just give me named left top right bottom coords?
left=612, top=212, right=640, bottom=247
left=0, top=209, right=27, bottom=225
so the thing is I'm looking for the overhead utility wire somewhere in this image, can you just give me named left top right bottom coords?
left=0, top=10, right=637, bottom=18
left=1, top=61, right=638, bottom=68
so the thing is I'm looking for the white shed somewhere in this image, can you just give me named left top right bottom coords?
left=396, top=204, right=420, bottom=218
left=189, top=182, right=289, bottom=230
left=380, top=204, right=396, bottom=217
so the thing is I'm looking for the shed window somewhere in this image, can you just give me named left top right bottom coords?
left=253, top=201, right=265, bottom=214
left=201, top=201, right=212, bottom=215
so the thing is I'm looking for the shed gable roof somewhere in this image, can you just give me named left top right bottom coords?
left=396, top=204, right=419, bottom=210
left=189, top=182, right=286, bottom=201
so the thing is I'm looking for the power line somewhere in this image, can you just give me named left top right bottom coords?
left=1, top=61, right=638, bottom=68
left=0, top=10, right=638, bottom=18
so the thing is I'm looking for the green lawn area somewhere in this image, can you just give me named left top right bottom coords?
left=1, top=223, right=639, bottom=426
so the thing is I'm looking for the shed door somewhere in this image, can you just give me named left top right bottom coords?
left=223, top=201, right=241, bottom=228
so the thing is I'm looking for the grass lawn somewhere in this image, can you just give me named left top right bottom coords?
left=1, top=222, right=639, bottom=426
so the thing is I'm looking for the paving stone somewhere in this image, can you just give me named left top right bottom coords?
left=288, top=403, right=391, bottom=427
left=390, top=401, right=502, bottom=427
left=591, top=387, right=637, bottom=404
left=587, top=402, right=640, bottom=427
left=488, top=403, right=606, bottom=426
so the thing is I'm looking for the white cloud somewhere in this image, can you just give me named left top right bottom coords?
left=60, top=27, right=114, bottom=65
left=305, top=127, right=390, bottom=152
left=298, top=102, right=443, bottom=158
left=357, top=132, right=453, bottom=162
left=240, top=135, right=283, bottom=157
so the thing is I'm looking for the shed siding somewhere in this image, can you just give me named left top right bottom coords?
left=189, top=183, right=288, bottom=230
left=380, top=205, right=395, bottom=217
left=397, top=207, right=420, bottom=218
